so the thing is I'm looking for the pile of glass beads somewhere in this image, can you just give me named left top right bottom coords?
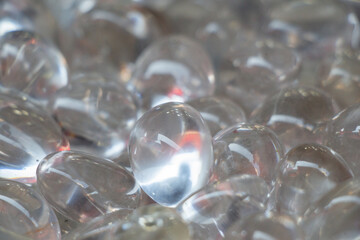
left=2, top=0, right=360, bottom=239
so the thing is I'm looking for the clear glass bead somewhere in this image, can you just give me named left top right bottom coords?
left=212, top=123, right=284, bottom=183
left=129, top=102, right=213, bottom=207
left=36, top=151, right=141, bottom=223
left=0, top=91, right=69, bottom=184
left=177, top=175, right=269, bottom=240
left=250, top=87, right=339, bottom=152
left=0, top=31, right=69, bottom=106
left=187, top=96, right=246, bottom=136
left=49, top=79, right=138, bottom=159
left=325, top=103, right=360, bottom=175
left=0, top=179, right=61, bottom=239
left=274, top=143, right=353, bottom=220
left=129, top=35, right=215, bottom=110
left=224, top=212, right=304, bottom=240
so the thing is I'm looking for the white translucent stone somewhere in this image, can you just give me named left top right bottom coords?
left=0, top=91, right=69, bottom=184
left=129, top=35, right=215, bottom=110
left=177, top=175, right=269, bottom=240
left=224, top=212, right=304, bottom=240
left=187, top=96, right=246, bottom=136
left=49, top=79, right=138, bottom=159
left=250, top=87, right=339, bottom=152
left=0, top=31, right=69, bottom=105
left=325, top=103, right=360, bottom=175
left=66, top=205, right=190, bottom=240
left=302, top=178, right=360, bottom=240
left=0, top=179, right=60, bottom=239
left=219, top=36, right=301, bottom=114
left=274, top=143, right=353, bottom=220
left=212, top=123, right=283, bottom=183
left=129, top=102, right=213, bottom=207
left=36, top=151, right=141, bottom=223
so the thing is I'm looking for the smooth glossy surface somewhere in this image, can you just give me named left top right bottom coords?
left=224, top=212, right=304, bottom=240
left=212, top=123, right=283, bottom=183
left=129, top=35, right=215, bottom=110
left=219, top=37, right=301, bottom=114
left=188, top=96, right=246, bottom=136
left=129, top=102, right=213, bottom=207
left=302, top=178, right=360, bottom=240
left=0, top=91, right=69, bottom=184
left=66, top=205, right=190, bottom=240
left=274, top=143, right=353, bottom=219
left=251, top=87, right=339, bottom=151
left=177, top=175, right=269, bottom=240
left=325, top=103, right=360, bottom=175
left=50, top=79, right=138, bottom=159
left=0, top=31, right=68, bottom=105
left=0, top=179, right=60, bottom=239
left=37, top=151, right=141, bottom=223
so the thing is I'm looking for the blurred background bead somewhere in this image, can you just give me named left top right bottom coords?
left=129, top=102, right=213, bottom=207
left=218, top=36, right=301, bottom=114
left=212, top=123, right=283, bottom=184
left=274, top=143, right=353, bottom=220
left=177, top=175, right=269, bottom=240
left=250, top=87, right=339, bottom=152
left=303, top=178, right=360, bottom=240
left=0, top=179, right=61, bottom=239
left=49, top=79, right=138, bottom=159
left=0, top=31, right=68, bottom=106
left=325, top=103, right=360, bottom=175
left=224, top=212, right=304, bottom=240
left=129, top=35, right=215, bottom=111
left=187, top=96, right=246, bottom=136
left=0, top=91, right=69, bottom=184
left=37, top=151, right=141, bottom=223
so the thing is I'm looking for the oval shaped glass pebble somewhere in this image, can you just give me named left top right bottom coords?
left=250, top=87, right=339, bottom=152
left=274, top=143, right=353, bottom=219
left=67, top=205, right=190, bottom=240
left=0, top=91, right=69, bottom=183
left=0, top=179, right=60, bottom=239
left=0, top=31, right=69, bottom=105
left=325, top=102, right=360, bottom=175
left=224, top=212, right=304, bottom=240
left=129, top=102, right=213, bottom=207
left=50, top=79, right=138, bottom=159
left=212, top=123, right=284, bottom=183
left=129, top=35, right=215, bottom=110
left=37, top=151, right=141, bottom=223
left=187, top=96, right=246, bottom=136
left=177, top=175, right=269, bottom=240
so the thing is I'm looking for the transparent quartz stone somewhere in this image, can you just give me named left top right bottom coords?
left=59, top=1, right=166, bottom=84
left=0, top=31, right=69, bottom=106
left=0, top=91, right=69, bottom=184
left=177, top=175, right=269, bottom=240
left=65, top=205, right=190, bottom=240
left=0, top=179, right=61, bottom=240
left=49, top=79, right=138, bottom=159
left=129, top=102, right=213, bottom=207
left=224, top=212, right=304, bottom=240
left=321, top=47, right=360, bottom=109
left=36, top=151, right=141, bottom=223
left=325, top=103, right=360, bottom=175
left=129, top=35, right=215, bottom=111
left=218, top=35, right=301, bottom=114
left=274, top=143, right=353, bottom=220
left=0, top=0, right=57, bottom=40
left=187, top=96, right=246, bottom=136
left=302, top=178, right=360, bottom=240
left=250, top=87, right=339, bottom=152
left=212, top=123, right=284, bottom=184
